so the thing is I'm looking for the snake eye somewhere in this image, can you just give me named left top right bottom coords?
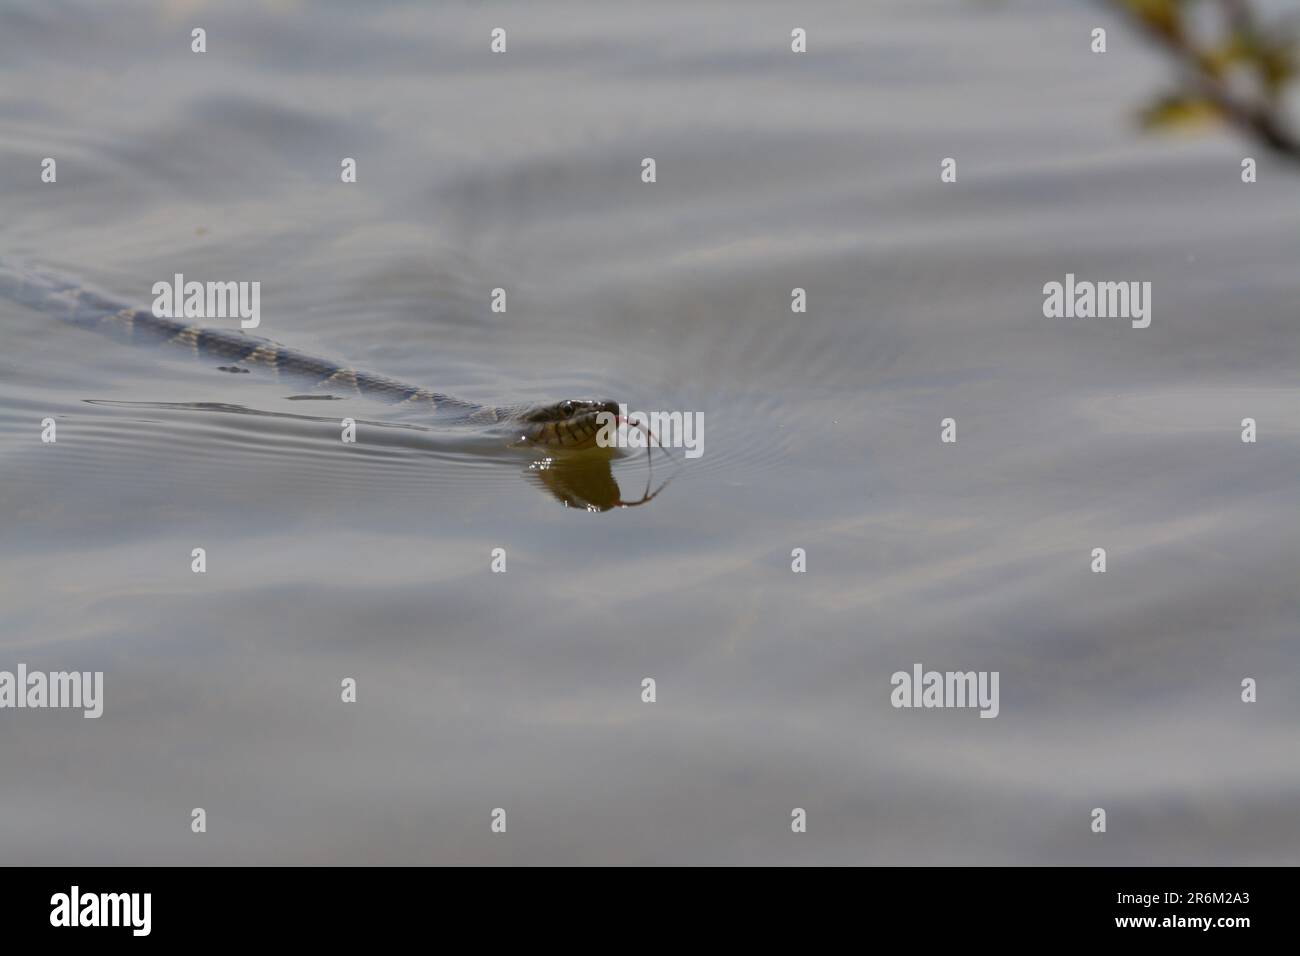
left=560, top=401, right=575, bottom=417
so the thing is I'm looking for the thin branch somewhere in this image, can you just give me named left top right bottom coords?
left=1102, top=0, right=1300, bottom=163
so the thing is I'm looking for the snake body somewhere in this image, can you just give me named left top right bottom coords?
left=0, top=262, right=616, bottom=448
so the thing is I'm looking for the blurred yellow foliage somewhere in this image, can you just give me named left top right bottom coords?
left=1107, top=0, right=1300, bottom=159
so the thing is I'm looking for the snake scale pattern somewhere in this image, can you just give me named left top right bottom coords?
left=0, top=261, right=617, bottom=449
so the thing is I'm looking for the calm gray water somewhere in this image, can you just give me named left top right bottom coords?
left=1, top=0, right=1297, bottom=864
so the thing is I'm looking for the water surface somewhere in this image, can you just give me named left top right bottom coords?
left=1, top=0, right=1297, bottom=864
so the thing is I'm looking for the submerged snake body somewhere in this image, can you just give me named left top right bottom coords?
left=0, top=262, right=616, bottom=449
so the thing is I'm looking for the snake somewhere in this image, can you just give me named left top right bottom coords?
left=0, top=261, right=621, bottom=451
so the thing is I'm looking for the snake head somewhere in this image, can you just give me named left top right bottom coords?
left=518, top=399, right=620, bottom=449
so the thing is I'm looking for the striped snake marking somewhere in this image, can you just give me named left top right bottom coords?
left=0, top=262, right=620, bottom=450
